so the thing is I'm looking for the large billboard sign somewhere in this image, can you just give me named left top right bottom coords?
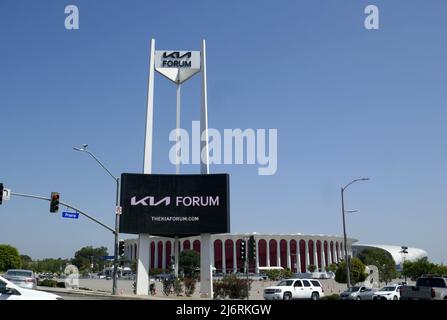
left=119, top=173, right=230, bottom=236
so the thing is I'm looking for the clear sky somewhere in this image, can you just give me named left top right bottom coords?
left=1, top=0, right=446, bottom=263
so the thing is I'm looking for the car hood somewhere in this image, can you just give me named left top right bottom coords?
left=373, top=291, right=393, bottom=295
left=17, top=288, right=61, bottom=300
left=265, top=286, right=285, bottom=291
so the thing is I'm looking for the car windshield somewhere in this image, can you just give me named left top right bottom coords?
left=277, top=280, right=294, bottom=286
left=380, top=286, right=396, bottom=292
left=6, top=270, right=32, bottom=277
left=347, top=286, right=360, bottom=292
left=416, top=278, right=446, bottom=288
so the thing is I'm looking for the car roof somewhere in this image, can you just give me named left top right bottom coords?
left=282, top=278, right=318, bottom=281
left=6, top=269, right=33, bottom=272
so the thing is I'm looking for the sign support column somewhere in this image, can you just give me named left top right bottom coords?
left=136, top=38, right=155, bottom=296
left=199, top=39, right=213, bottom=299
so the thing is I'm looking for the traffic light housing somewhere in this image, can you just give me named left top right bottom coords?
left=240, top=240, right=246, bottom=262
left=248, top=235, right=256, bottom=262
left=119, top=240, right=125, bottom=257
left=0, top=183, right=3, bottom=205
left=50, top=192, right=60, bottom=213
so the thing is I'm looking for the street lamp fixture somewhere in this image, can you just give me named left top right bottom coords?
left=73, top=144, right=120, bottom=296
left=341, top=177, right=369, bottom=289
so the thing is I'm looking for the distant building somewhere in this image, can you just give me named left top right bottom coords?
left=352, top=244, right=428, bottom=271
left=124, top=233, right=356, bottom=274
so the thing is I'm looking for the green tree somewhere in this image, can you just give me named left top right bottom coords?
left=179, top=250, right=200, bottom=278
left=335, top=258, right=367, bottom=284
left=0, top=244, right=22, bottom=271
left=357, top=248, right=397, bottom=284
left=402, top=258, right=435, bottom=280
left=308, top=264, right=316, bottom=272
left=20, top=255, right=33, bottom=270
left=71, top=246, right=108, bottom=273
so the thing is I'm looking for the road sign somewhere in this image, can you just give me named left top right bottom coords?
left=62, top=212, right=79, bottom=219
left=102, top=256, right=114, bottom=260
left=2, top=188, right=11, bottom=201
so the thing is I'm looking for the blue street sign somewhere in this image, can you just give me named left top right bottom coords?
left=102, top=256, right=115, bottom=260
left=62, top=212, right=79, bottom=219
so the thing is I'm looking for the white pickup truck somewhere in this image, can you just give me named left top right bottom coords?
left=263, top=278, right=324, bottom=300
left=400, top=276, right=447, bottom=300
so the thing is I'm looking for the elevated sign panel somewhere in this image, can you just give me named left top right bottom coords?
left=119, top=173, right=230, bottom=236
left=154, top=50, right=201, bottom=84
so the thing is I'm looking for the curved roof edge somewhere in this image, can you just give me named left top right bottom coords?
left=352, top=243, right=428, bottom=265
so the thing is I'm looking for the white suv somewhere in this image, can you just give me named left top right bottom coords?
left=263, top=279, right=324, bottom=300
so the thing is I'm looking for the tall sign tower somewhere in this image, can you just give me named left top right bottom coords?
left=135, top=39, right=214, bottom=298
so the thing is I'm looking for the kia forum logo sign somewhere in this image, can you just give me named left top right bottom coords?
left=119, top=173, right=230, bottom=236
left=154, top=50, right=201, bottom=84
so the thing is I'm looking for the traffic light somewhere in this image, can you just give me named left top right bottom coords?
left=50, top=192, right=60, bottom=213
left=0, top=183, right=3, bottom=205
left=119, top=240, right=125, bottom=257
left=240, top=240, right=246, bottom=262
left=248, top=235, right=256, bottom=262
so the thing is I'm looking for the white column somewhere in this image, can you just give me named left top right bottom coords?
left=161, top=241, right=166, bottom=271
left=266, top=240, right=270, bottom=267
left=276, top=239, right=281, bottom=267
left=321, top=244, right=326, bottom=271
left=137, top=38, right=155, bottom=296
left=174, top=238, right=179, bottom=277
left=286, top=240, right=291, bottom=270
left=313, top=241, right=317, bottom=270
left=222, top=239, right=226, bottom=274
left=198, top=39, right=212, bottom=299
left=155, top=241, right=160, bottom=270
left=233, top=240, right=237, bottom=272
left=255, top=239, right=260, bottom=274
left=296, top=241, right=301, bottom=273
left=200, top=234, right=213, bottom=298
left=136, top=234, right=150, bottom=295
left=328, top=243, right=333, bottom=265
left=305, top=240, right=309, bottom=271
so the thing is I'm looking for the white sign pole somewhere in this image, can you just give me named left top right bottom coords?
left=199, top=39, right=213, bottom=299
left=136, top=38, right=156, bottom=296
left=176, top=83, right=181, bottom=175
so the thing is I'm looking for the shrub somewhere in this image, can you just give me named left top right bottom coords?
left=184, top=277, right=197, bottom=296
left=281, top=268, right=293, bottom=279
left=265, top=269, right=281, bottom=281
left=321, top=294, right=340, bottom=300
left=173, top=278, right=183, bottom=296
left=56, top=281, right=66, bottom=288
left=213, top=274, right=250, bottom=300
left=38, top=279, right=58, bottom=287
left=308, top=264, right=316, bottom=272
left=162, top=278, right=174, bottom=296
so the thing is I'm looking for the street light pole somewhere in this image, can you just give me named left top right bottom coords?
left=340, top=178, right=369, bottom=289
left=73, top=145, right=120, bottom=295
left=341, top=187, right=351, bottom=289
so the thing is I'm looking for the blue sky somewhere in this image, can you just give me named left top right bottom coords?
left=1, top=0, right=447, bottom=263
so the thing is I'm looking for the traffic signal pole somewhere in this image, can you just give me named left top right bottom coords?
left=8, top=191, right=116, bottom=236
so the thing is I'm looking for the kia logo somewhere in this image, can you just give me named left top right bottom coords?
left=162, top=51, right=192, bottom=59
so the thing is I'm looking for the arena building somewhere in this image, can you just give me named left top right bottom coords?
left=123, top=233, right=356, bottom=274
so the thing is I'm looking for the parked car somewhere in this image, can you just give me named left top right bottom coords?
left=340, top=286, right=376, bottom=300
left=3, top=269, right=37, bottom=290
left=263, top=278, right=324, bottom=300
left=373, top=285, right=403, bottom=300
left=400, top=276, right=447, bottom=300
left=0, top=276, right=63, bottom=300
